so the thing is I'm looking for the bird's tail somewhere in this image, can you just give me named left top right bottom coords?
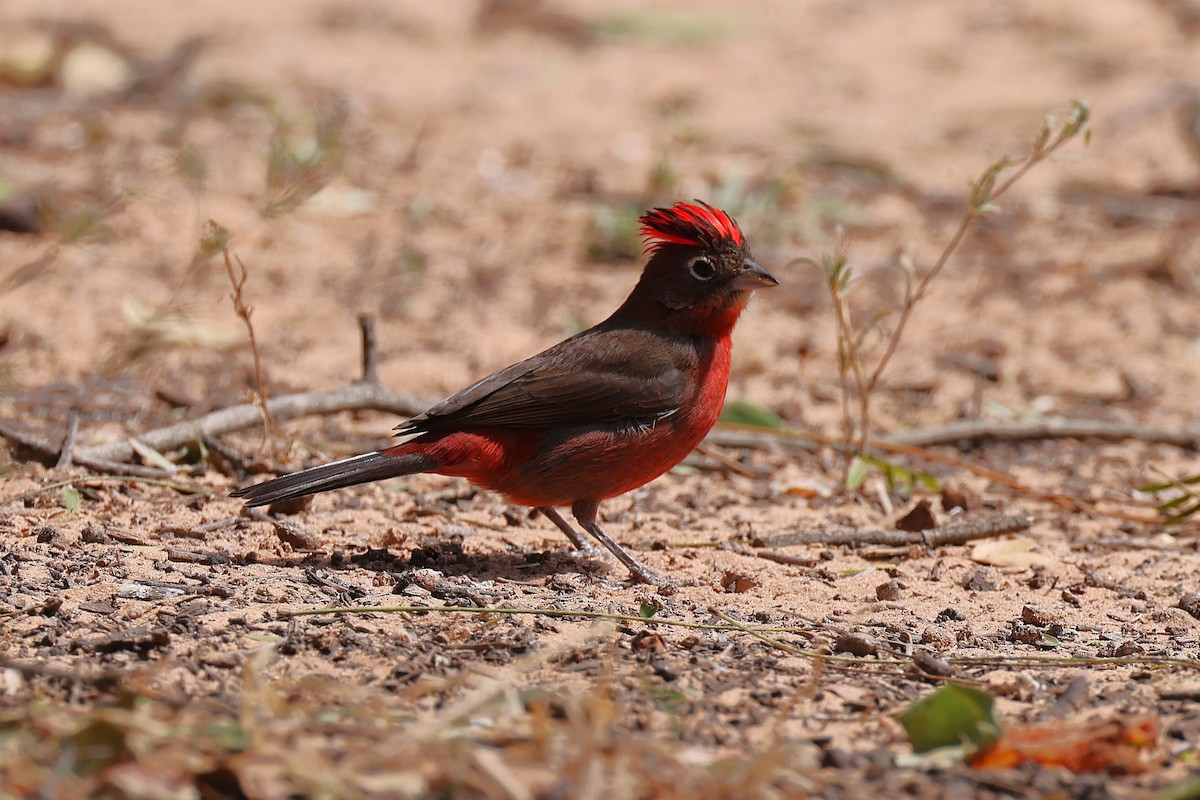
left=231, top=449, right=435, bottom=507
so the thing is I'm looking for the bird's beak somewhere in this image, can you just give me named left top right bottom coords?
left=733, top=259, right=780, bottom=290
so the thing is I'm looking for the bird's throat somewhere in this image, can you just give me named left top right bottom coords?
left=668, top=293, right=749, bottom=338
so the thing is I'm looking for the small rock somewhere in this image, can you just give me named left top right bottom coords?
left=651, top=658, right=680, bottom=682
left=81, top=523, right=112, bottom=544
left=1179, top=593, right=1200, bottom=620
left=274, top=519, right=323, bottom=550
left=721, top=571, right=758, bottom=593
left=1113, top=641, right=1146, bottom=658
left=34, top=526, right=66, bottom=547
left=1021, top=604, right=1056, bottom=627
left=875, top=579, right=904, bottom=601
left=920, top=625, right=955, bottom=650
left=935, top=607, right=966, bottom=622
left=962, top=568, right=998, bottom=592
left=833, top=632, right=878, bottom=657
left=912, top=649, right=954, bottom=677
left=1009, top=622, right=1042, bottom=645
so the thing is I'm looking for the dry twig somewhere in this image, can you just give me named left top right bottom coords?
left=893, top=416, right=1200, bottom=449
left=54, top=413, right=80, bottom=470
left=74, top=381, right=423, bottom=465
left=753, top=513, right=1033, bottom=549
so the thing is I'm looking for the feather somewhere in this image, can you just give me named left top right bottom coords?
left=639, top=200, right=745, bottom=253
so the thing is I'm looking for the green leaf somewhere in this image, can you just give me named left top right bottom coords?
left=849, top=454, right=941, bottom=493
left=898, top=684, right=1002, bottom=754
left=1162, top=500, right=1200, bottom=524
left=719, top=399, right=785, bottom=430
left=845, top=456, right=871, bottom=492
left=639, top=599, right=662, bottom=619
left=61, top=486, right=82, bottom=511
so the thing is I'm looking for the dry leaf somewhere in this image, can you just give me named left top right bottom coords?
left=970, top=538, right=1050, bottom=568
left=970, top=716, right=1158, bottom=773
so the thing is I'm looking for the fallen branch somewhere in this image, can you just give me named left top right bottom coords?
left=892, top=416, right=1200, bottom=450
left=754, top=513, right=1032, bottom=549
left=74, top=380, right=424, bottom=465
left=0, top=419, right=187, bottom=479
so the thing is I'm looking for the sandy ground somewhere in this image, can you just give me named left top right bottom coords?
left=3, top=1, right=1200, bottom=797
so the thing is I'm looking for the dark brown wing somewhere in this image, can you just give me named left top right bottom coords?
left=396, top=327, right=691, bottom=435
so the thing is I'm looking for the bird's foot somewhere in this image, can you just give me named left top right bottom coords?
left=596, top=574, right=699, bottom=592
left=567, top=542, right=605, bottom=560
left=617, top=565, right=701, bottom=590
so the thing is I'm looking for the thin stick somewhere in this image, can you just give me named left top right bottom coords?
left=54, top=413, right=80, bottom=470
left=358, top=313, right=379, bottom=384
left=892, top=416, right=1200, bottom=450
left=754, top=513, right=1032, bottom=549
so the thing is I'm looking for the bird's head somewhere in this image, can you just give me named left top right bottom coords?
left=627, top=201, right=777, bottom=336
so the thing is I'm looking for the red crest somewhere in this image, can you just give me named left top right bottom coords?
left=638, top=201, right=745, bottom=254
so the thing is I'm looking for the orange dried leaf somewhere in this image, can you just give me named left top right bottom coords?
left=969, top=716, right=1158, bottom=774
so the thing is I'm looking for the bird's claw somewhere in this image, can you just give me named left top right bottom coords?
left=567, top=543, right=605, bottom=560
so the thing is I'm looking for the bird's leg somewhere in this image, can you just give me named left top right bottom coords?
left=571, top=499, right=668, bottom=586
left=536, top=507, right=602, bottom=557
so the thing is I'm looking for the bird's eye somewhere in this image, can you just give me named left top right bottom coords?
left=688, top=257, right=716, bottom=281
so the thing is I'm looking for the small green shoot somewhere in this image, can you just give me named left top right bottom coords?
left=639, top=599, right=663, bottom=619
left=845, top=454, right=940, bottom=493
left=1139, top=471, right=1200, bottom=524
